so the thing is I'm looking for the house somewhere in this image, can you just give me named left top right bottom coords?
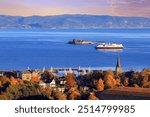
left=0, top=71, right=4, bottom=77
left=60, top=80, right=66, bottom=85
left=22, top=70, right=32, bottom=81
left=50, top=79, right=56, bottom=87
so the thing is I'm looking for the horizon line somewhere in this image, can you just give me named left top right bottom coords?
left=0, top=13, right=150, bottom=18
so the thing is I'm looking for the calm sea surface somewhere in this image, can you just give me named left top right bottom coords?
left=0, top=28, right=149, bottom=70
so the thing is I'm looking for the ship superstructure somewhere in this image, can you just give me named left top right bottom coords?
left=95, top=43, right=124, bottom=49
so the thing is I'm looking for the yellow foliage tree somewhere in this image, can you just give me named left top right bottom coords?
left=104, top=70, right=114, bottom=78
left=105, top=75, right=116, bottom=89
left=97, top=79, right=104, bottom=91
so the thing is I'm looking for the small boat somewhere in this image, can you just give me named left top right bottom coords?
left=68, top=39, right=93, bottom=45
left=95, top=43, right=124, bottom=49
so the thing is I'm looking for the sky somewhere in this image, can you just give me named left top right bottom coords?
left=0, top=0, right=149, bottom=17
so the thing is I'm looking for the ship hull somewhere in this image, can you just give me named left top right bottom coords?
left=95, top=47, right=124, bottom=49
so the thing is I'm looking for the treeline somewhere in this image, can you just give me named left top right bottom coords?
left=0, top=68, right=150, bottom=100
left=77, top=68, right=150, bottom=91
left=0, top=74, right=97, bottom=100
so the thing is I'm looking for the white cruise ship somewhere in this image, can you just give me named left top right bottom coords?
left=95, top=43, right=124, bottom=49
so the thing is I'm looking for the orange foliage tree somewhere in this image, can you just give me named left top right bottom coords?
left=53, top=89, right=66, bottom=100
left=105, top=76, right=116, bottom=88
left=67, top=87, right=80, bottom=100
left=88, top=92, right=98, bottom=100
left=16, top=78, right=23, bottom=85
left=31, top=74, right=40, bottom=83
left=0, top=76, right=10, bottom=85
left=10, top=77, right=18, bottom=86
left=0, top=81, right=2, bottom=87
left=97, top=79, right=104, bottom=91
left=66, top=73, right=76, bottom=86
left=104, top=70, right=116, bottom=89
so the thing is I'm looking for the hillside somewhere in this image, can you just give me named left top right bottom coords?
left=0, top=14, right=150, bottom=29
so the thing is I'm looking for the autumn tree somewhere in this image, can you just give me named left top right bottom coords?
left=116, top=78, right=121, bottom=86
left=131, top=69, right=150, bottom=87
left=40, top=87, right=52, bottom=99
left=105, top=77, right=116, bottom=89
left=0, top=76, right=10, bottom=92
left=0, top=81, right=2, bottom=87
left=123, top=77, right=129, bottom=86
left=88, top=92, right=98, bottom=100
left=31, top=74, right=40, bottom=83
left=10, top=76, right=18, bottom=86
left=66, top=73, right=76, bottom=87
left=67, top=87, right=80, bottom=100
left=96, top=79, right=104, bottom=91
left=52, top=89, right=66, bottom=100
left=104, top=70, right=114, bottom=78
left=132, top=73, right=139, bottom=85
left=0, top=76, right=10, bottom=85
left=104, top=70, right=116, bottom=89
left=0, top=92, right=8, bottom=100
left=16, top=78, right=23, bottom=85
left=139, top=71, right=149, bottom=87
left=6, top=85, right=21, bottom=99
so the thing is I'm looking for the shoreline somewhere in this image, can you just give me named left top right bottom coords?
left=0, top=66, right=148, bottom=72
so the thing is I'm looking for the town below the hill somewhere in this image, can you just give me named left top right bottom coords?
left=0, top=56, right=150, bottom=100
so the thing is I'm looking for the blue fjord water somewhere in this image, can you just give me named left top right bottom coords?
left=0, top=28, right=149, bottom=70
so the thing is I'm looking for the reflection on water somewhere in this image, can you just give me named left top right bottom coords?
left=96, top=49, right=123, bottom=52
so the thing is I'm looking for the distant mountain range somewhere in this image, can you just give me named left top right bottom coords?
left=0, top=14, right=150, bottom=29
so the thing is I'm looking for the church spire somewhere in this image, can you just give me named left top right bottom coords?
left=115, top=55, right=122, bottom=75
left=116, top=55, right=121, bottom=67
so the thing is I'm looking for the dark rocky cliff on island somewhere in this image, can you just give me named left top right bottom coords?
left=0, top=14, right=150, bottom=29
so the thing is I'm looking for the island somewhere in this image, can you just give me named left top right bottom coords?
left=68, top=39, right=93, bottom=45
